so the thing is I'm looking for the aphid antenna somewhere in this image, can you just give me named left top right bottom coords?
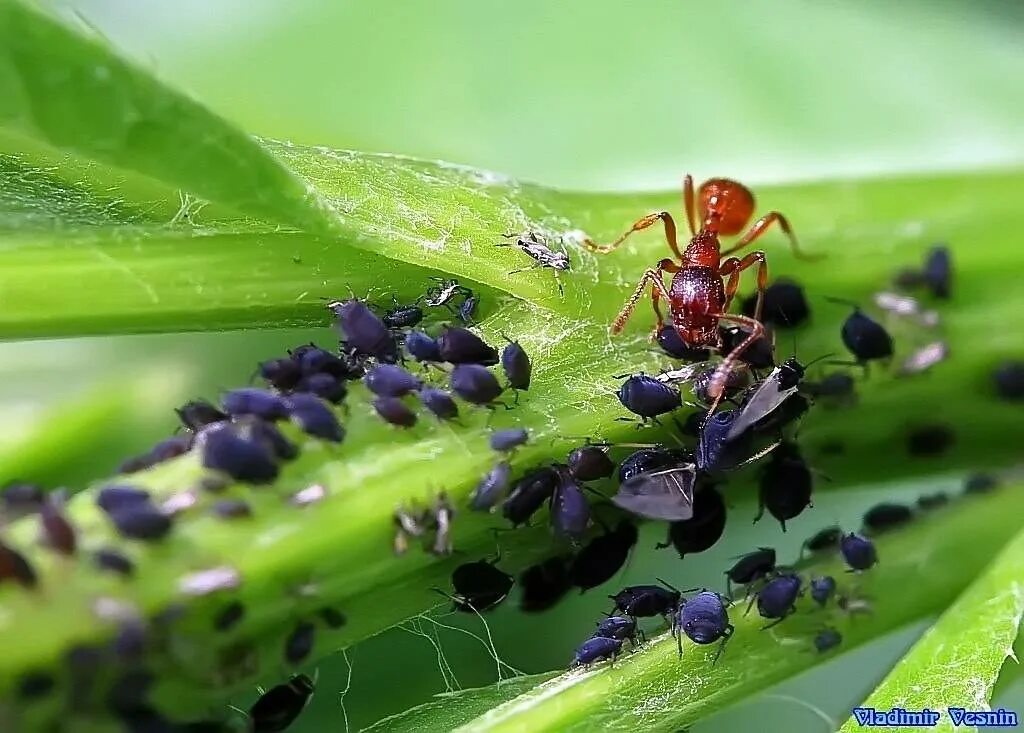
left=802, top=352, right=836, bottom=371
left=823, top=295, right=863, bottom=310
left=655, top=576, right=683, bottom=594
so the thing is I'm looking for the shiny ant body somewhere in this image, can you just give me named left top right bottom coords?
left=584, top=175, right=816, bottom=415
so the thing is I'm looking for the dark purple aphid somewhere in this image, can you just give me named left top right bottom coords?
left=118, top=434, right=194, bottom=474
left=249, top=674, right=315, bottom=733
left=923, top=244, right=952, bottom=299
left=616, top=374, right=682, bottom=422
left=571, top=636, right=623, bottom=668
left=213, top=601, right=245, bottom=632
left=696, top=410, right=759, bottom=473
left=614, top=462, right=697, bottom=522
left=814, top=627, right=842, bottom=653
left=470, top=461, right=511, bottom=511
left=296, top=372, right=347, bottom=404
left=417, top=387, right=459, bottom=421
left=286, top=393, right=344, bottom=443
left=437, top=327, right=499, bottom=366
left=199, top=424, right=279, bottom=484
left=862, top=502, right=913, bottom=534
left=754, top=573, right=802, bottom=627
left=593, top=615, right=640, bottom=646
left=221, top=388, right=289, bottom=421
left=94, top=548, right=134, bottom=577
left=656, top=325, right=711, bottom=362
left=692, top=364, right=751, bottom=406
left=97, top=485, right=152, bottom=513
left=502, top=466, right=559, bottom=526
left=801, top=525, right=842, bottom=555
left=916, top=492, right=949, bottom=510
left=330, top=298, right=399, bottom=362
left=840, top=532, right=878, bottom=571
left=382, top=302, right=424, bottom=330
left=519, top=555, right=573, bottom=612
left=458, top=294, right=479, bottom=324
left=284, top=622, right=315, bottom=664
left=211, top=499, right=252, bottom=520
left=449, top=559, right=514, bottom=613
left=0, top=540, right=38, bottom=588
left=373, top=396, right=417, bottom=428
left=108, top=504, right=173, bottom=541
left=810, top=576, right=836, bottom=607
left=964, top=473, right=999, bottom=495
left=292, top=344, right=363, bottom=381
left=838, top=306, right=893, bottom=364
left=551, top=470, right=590, bottom=540
left=993, top=361, right=1024, bottom=402
left=176, top=399, right=229, bottom=431
left=617, top=447, right=688, bottom=483
left=756, top=441, right=813, bottom=531
left=656, top=484, right=727, bottom=557
left=258, top=357, right=303, bottom=391
left=39, top=501, right=76, bottom=555
left=405, top=330, right=442, bottom=363
left=906, top=424, right=955, bottom=457
left=450, top=364, right=504, bottom=405
left=720, top=325, right=776, bottom=369
left=489, top=428, right=528, bottom=453
left=610, top=582, right=681, bottom=621
left=724, top=547, right=776, bottom=597
left=319, top=608, right=347, bottom=629
left=246, top=419, right=299, bottom=461
left=1, top=482, right=44, bottom=517
left=569, top=520, right=638, bottom=592
left=742, top=278, right=810, bottom=328
left=501, top=340, right=532, bottom=392
left=567, top=445, right=615, bottom=482
left=364, top=364, right=422, bottom=397
left=672, top=591, right=733, bottom=661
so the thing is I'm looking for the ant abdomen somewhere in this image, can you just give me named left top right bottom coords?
left=699, top=178, right=756, bottom=235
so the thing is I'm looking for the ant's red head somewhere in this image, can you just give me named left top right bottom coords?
left=699, top=178, right=755, bottom=236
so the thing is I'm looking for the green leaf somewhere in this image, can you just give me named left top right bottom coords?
left=838, top=521, right=1024, bottom=733
left=367, top=485, right=1024, bottom=733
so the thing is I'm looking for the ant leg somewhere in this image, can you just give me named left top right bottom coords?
left=583, top=212, right=684, bottom=260
left=721, top=212, right=821, bottom=261
left=702, top=313, right=766, bottom=418
left=683, top=174, right=697, bottom=236
left=611, top=268, right=673, bottom=336
left=650, top=259, right=680, bottom=337
left=720, top=252, right=768, bottom=318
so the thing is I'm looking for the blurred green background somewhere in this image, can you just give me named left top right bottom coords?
left=11, top=0, right=1024, bottom=729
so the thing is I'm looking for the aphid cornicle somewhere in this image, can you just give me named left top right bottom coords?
left=752, top=573, right=802, bottom=628
left=616, top=373, right=682, bottom=423
left=862, top=502, right=913, bottom=534
left=364, top=364, right=422, bottom=397
left=672, top=591, right=733, bottom=662
left=814, top=627, right=843, bottom=653
left=724, top=547, right=776, bottom=597
left=437, top=326, right=499, bottom=366
left=567, top=444, right=616, bottom=482
left=417, top=387, right=459, bottom=421
left=840, top=532, right=878, bottom=571
left=489, top=428, right=529, bottom=453
left=593, top=615, right=640, bottom=646
left=609, top=582, right=681, bottom=622
left=405, top=330, right=442, bottom=363
left=756, top=441, right=814, bottom=531
left=571, top=636, right=623, bottom=668
left=498, top=231, right=570, bottom=295
left=569, top=520, right=638, bottom=592
left=448, top=558, right=514, bottom=613
left=656, top=484, right=727, bottom=558
left=373, top=396, right=418, bottom=428
left=810, top=576, right=837, bottom=607
left=450, top=364, right=504, bottom=406
left=993, top=360, right=1024, bottom=402
left=519, top=555, right=573, bottom=612
left=741, top=278, right=810, bottom=329
left=248, top=673, right=315, bottom=733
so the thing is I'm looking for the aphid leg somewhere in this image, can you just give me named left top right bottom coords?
left=553, top=269, right=565, bottom=297
left=722, top=211, right=821, bottom=261
left=713, top=625, right=734, bottom=665
left=611, top=268, right=674, bottom=336
left=683, top=174, right=697, bottom=236
left=720, top=251, right=768, bottom=319
left=583, top=212, right=684, bottom=260
left=702, top=313, right=767, bottom=418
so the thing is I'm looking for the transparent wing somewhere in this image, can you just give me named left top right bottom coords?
left=612, top=465, right=696, bottom=521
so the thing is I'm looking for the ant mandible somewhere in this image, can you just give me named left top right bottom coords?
left=584, top=175, right=818, bottom=415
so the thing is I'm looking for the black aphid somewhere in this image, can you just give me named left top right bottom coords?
left=571, top=636, right=623, bottom=668
left=837, top=306, right=893, bottom=365
left=810, top=576, right=836, bottom=607
left=923, top=244, right=952, bottom=299
left=470, top=461, right=511, bottom=511
left=244, top=419, right=299, bottom=461
left=742, top=278, right=810, bottom=328
left=618, top=447, right=688, bottom=483
left=501, top=339, right=532, bottom=392
left=656, top=325, right=711, bottom=362
left=569, top=520, right=638, bottom=592
left=814, top=627, right=842, bottom=653
left=724, top=547, right=776, bottom=597
left=800, top=372, right=856, bottom=407
left=616, top=374, right=682, bottom=423
left=94, top=548, right=134, bottom=577
left=964, top=473, right=999, bottom=495
left=292, top=344, right=363, bottom=381
left=286, top=393, right=344, bottom=443
left=221, top=388, right=289, bottom=421
left=382, top=302, right=424, bottom=330
left=756, top=441, right=814, bottom=531
left=118, top=434, right=194, bottom=474
left=993, top=361, right=1024, bottom=402
left=176, top=399, right=229, bottom=431
left=213, top=601, right=245, bottom=632
left=2, top=481, right=44, bottom=516
left=330, top=298, right=399, bottom=362
left=489, top=428, right=529, bottom=453
left=691, top=364, right=751, bottom=406
left=862, top=502, right=913, bottom=534
left=437, top=326, right=499, bottom=366
left=459, top=294, right=480, bottom=324
left=284, top=622, right=315, bottom=664
left=417, top=387, right=459, bottom=421
left=39, top=501, right=76, bottom=555
left=449, top=558, right=514, bottom=613
left=802, top=525, right=842, bottom=555
left=108, top=504, right=173, bottom=541
left=199, top=424, right=279, bottom=484
left=499, top=231, right=570, bottom=295
left=319, top=608, right=347, bottom=629
left=567, top=444, right=616, bottom=482
left=502, top=466, right=560, bottom=526
left=609, top=582, right=681, bottom=621
left=697, top=410, right=774, bottom=473
left=373, top=396, right=418, bottom=428
left=672, top=591, right=733, bottom=661
left=593, top=615, right=640, bottom=646
left=840, top=532, right=878, bottom=571
left=258, top=357, right=303, bottom=391
left=753, top=573, right=802, bottom=627
left=656, top=484, right=727, bottom=557
left=720, top=325, right=775, bottom=369
left=364, top=364, right=422, bottom=397
left=725, top=357, right=809, bottom=440
left=0, top=540, right=38, bottom=587
left=551, top=469, right=590, bottom=540
left=249, top=674, right=315, bottom=733
left=296, top=372, right=347, bottom=404
left=916, top=492, right=949, bottom=510
left=450, top=364, right=504, bottom=405
left=97, top=485, right=152, bottom=513
left=17, top=671, right=55, bottom=700
left=613, top=462, right=697, bottom=522
left=211, top=499, right=252, bottom=520
left=906, top=424, right=955, bottom=456
left=405, top=331, right=442, bottom=363
left=519, top=555, right=573, bottom=612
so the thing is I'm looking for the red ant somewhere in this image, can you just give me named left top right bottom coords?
left=584, top=175, right=818, bottom=415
